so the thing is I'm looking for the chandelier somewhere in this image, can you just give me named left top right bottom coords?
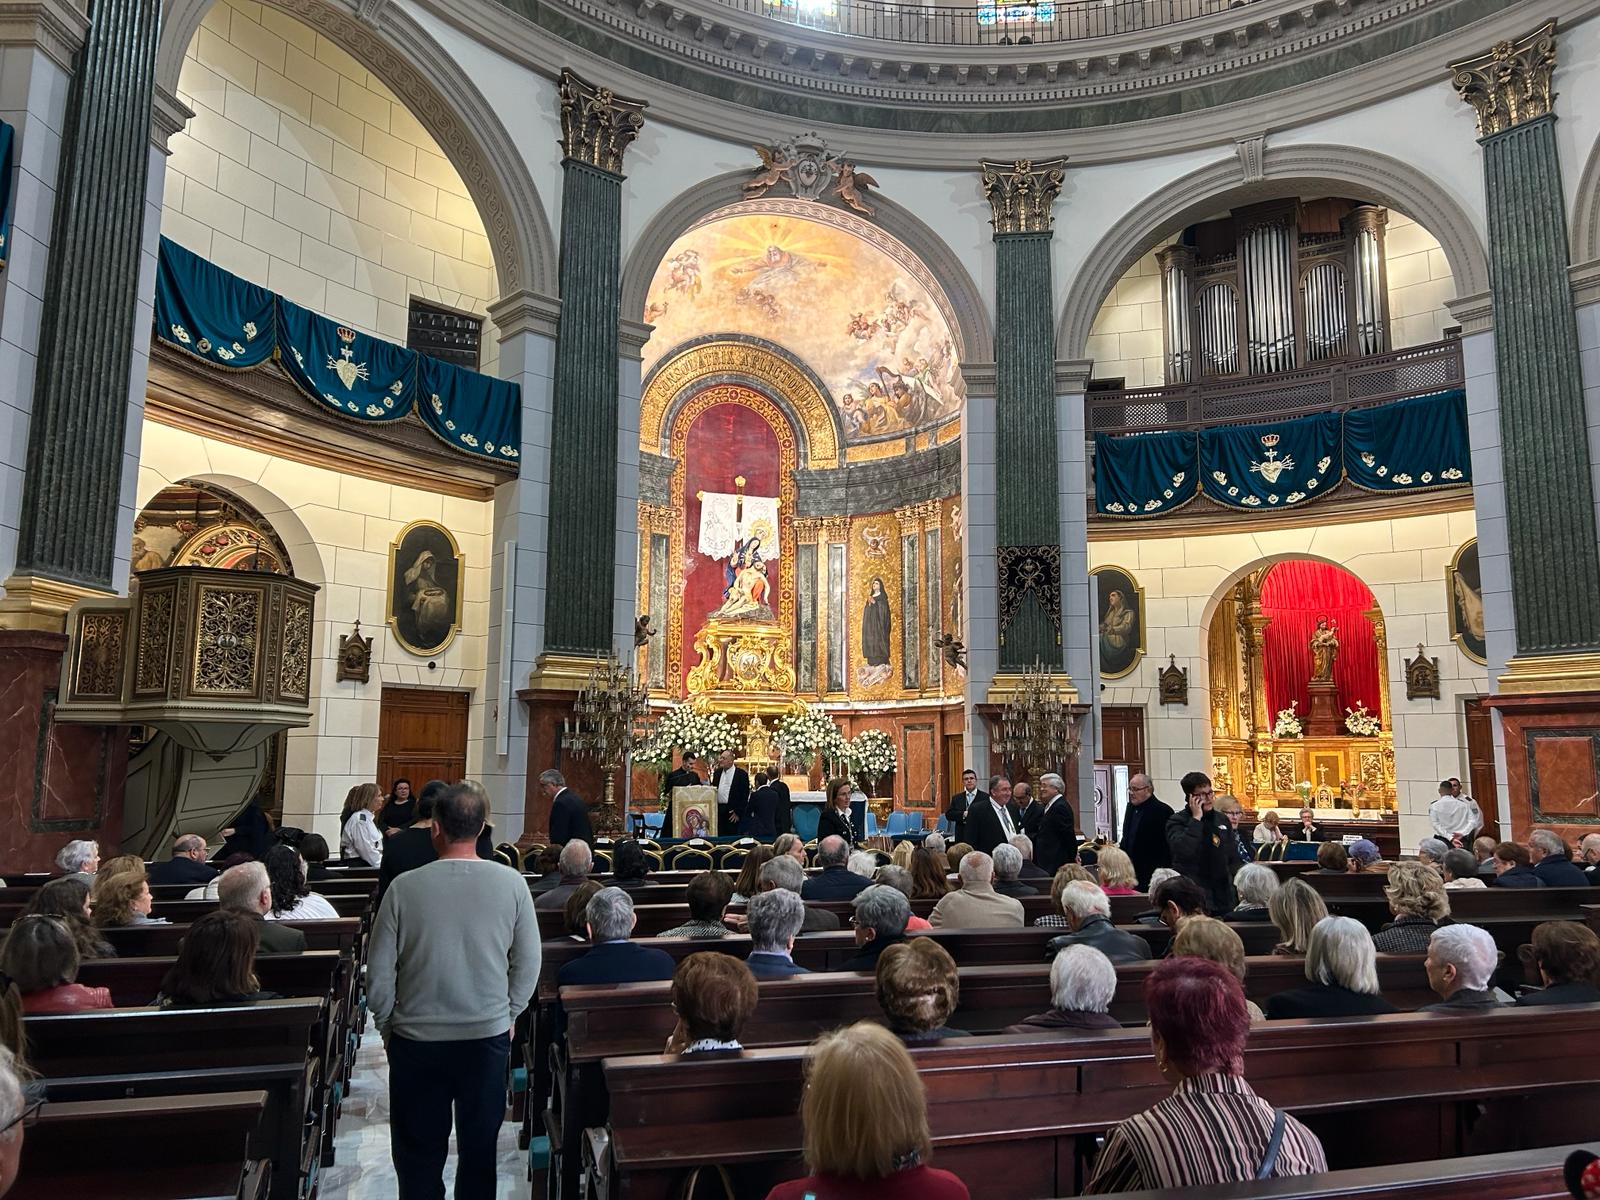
left=994, top=658, right=1082, bottom=778
left=564, top=651, right=656, bottom=836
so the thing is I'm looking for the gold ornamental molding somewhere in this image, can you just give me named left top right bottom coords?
left=1450, top=21, right=1557, bottom=138
left=0, top=574, right=111, bottom=633
left=979, top=158, right=1066, bottom=235
left=529, top=651, right=609, bottom=692
left=1497, top=652, right=1600, bottom=696
left=985, top=670, right=1079, bottom=706
left=558, top=68, right=646, bottom=175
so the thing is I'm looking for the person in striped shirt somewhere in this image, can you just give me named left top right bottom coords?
left=1083, top=957, right=1327, bottom=1193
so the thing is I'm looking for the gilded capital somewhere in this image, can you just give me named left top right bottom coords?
left=1450, top=21, right=1557, bottom=138
left=979, top=157, right=1066, bottom=235
left=558, top=69, right=646, bottom=175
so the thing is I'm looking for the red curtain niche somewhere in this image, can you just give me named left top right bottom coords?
left=1259, top=561, right=1381, bottom=728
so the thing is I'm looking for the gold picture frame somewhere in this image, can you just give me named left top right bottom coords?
left=1091, top=564, right=1145, bottom=680
left=1446, top=538, right=1487, bottom=666
left=669, top=785, right=719, bottom=839
left=387, top=520, right=463, bottom=657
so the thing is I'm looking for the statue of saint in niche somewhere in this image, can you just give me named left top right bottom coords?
left=1309, top=616, right=1340, bottom=682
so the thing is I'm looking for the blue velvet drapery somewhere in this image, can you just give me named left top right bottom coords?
left=0, top=121, right=15, bottom=271
left=153, top=237, right=519, bottom=462
left=1094, top=388, right=1468, bottom=517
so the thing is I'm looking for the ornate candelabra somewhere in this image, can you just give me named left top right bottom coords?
left=994, top=659, right=1082, bottom=779
left=563, top=652, right=655, bottom=836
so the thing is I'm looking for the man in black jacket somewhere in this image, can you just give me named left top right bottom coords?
left=1117, top=773, right=1172, bottom=889
left=1044, top=880, right=1151, bottom=964
left=769, top=776, right=792, bottom=837
left=744, top=772, right=779, bottom=839
left=1033, top=772, right=1078, bottom=874
left=541, top=769, right=594, bottom=847
left=841, top=884, right=910, bottom=971
left=1286, top=807, right=1327, bottom=843
left=146, top=833, right=219, bottom=887
left=800, top=836, right=873, bottom=900
left=966, top=775, right=1018, bottom=856
left=711, top=749, right=750, bottom=833
left=945, top=769, right=984, bottom=843
left=1010, top=782, right=1040, bottom=837
left=662, top=752, right=702, bottom=795
left=1165, top=771, right=1242, bottom=914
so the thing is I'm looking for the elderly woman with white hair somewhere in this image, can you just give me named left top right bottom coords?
left=1422, top=924, right=1505, bottom=1012
left=1417, top=837, right=1452, bottom=871
left=1226, top=863, right=1280, bottom=922
left=1006, top=945, right=1123, bottom=1034
left=1264, top=917, right=1398, bottom=1018
left=54, top=839, right=100, bottom=884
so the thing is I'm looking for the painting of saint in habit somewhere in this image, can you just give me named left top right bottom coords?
left=857, top=576, right=894, bottom=688
left=1093, top=566, right=1144, bottom=680
left=1448, top=539, right=1487, bottom=665
left=388, top=521, right=462, bottom=657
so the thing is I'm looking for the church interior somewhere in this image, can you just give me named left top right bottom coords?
left=2, top=0, right=1600, bottom=1195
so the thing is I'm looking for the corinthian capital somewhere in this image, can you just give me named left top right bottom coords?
left=558, top=69, right=647, bottom=175
left=1450, top=21, right=1557, bottom=138
left=979, top=158, right=1066, bottom=235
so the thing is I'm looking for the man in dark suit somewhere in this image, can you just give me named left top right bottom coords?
left=1118, top=773, right=1173, bottom=889
left=1033, top=772, right=1078, bottom=874
left=146, top=833, right=219, bottom=887
left=219, top=861, right=305, bottom=955
left=711, top=749, right=750, bottom=834
left=1010, top=782, right=1043, bottom=838
left=1287, top=807, right=1327, bottom=843
left=556, top=888, right=676, bottom=987
left=799, top=836, right=872, bottom=900
left=966, top=775, right=1018, bottom=857
left=541, top=769, right=594, bottom=847
left=841, top=884, right=910, bottom=971
left=945, top=769, right=984, bottom=843
left=744, top=771, right=780, bottom=839
left=1580, top=833, right=1600, bottom=885
left=662, top=752, right=702, bottom=795
left=769, top=776, right=792, bottom=837
left=757, top=856, right=839, bottom=931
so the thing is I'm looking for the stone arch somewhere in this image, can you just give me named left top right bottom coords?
left=641, top=335, right=845, bottom=469
left=1574, top=129, right=1600, bottom=266
left=1057, top=143, right=1492, bottom=362
left=622, top=171, right=995, bottom=366
left=157, top=0, right=557, bottom=300
left=136, top=466, right=329, bottom=588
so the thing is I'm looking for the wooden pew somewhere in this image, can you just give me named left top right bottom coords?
left=27, top=998, right=323, bottom=1200
left=599, top=1004, right=1600, bottom=1200
left=10, top=1090, right=272, bottom=1200
left=99, top=917, right=361, bottom=957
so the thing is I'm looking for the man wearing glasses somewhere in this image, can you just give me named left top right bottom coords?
left=1118, top=773, right=1173, bottom=890
left=1164, top=772, right=1243, bottom=914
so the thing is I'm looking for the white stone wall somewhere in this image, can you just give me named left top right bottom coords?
left=1090, top=508, right=1490, bottom=848
left=1084, top=250, right=1164, bottom=389
left=1385, top=213, right=1455, bottom=350
left=159, top=0, right=497, bottom=365
left=135, top=419, right=494, bottom=845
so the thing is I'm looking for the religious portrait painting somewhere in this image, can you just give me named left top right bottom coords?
left=671, top=794, right=717, bottom=840
left=1447, top=538, right=1486, bottom=665
left=1092, top=565, right=1144, bottom=680
left=388, top=520, right=462, bottom=657
left=857, top=575, right=894, bottom=688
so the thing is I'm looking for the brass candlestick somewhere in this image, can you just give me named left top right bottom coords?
left=563, top=651, right=655, bottom=836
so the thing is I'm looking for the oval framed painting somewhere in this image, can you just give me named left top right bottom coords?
left=1447, top=538, right=1486, bottom=665
left=1092, top=564, right=1145, bottom=680
left=388, top=520, right=463, bottom=657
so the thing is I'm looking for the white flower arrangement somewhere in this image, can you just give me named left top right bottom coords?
left=638, top=704, right=741, bottom=770
left=1273, top=702, right=1303, bottom=739
left=1344, top=701, right=1380, bottom=736
left=774, top=704, right=844, bottom=769
left=849, top=728, right=897, bottom=793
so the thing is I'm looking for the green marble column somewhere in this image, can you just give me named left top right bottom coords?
left=1454, top=26, right=1600, bottom=659
left=11, top=0, right=159, bottom=594
left=543, top=71, right=645, bottom=656
left=983, top=159, right=1065, bottom=671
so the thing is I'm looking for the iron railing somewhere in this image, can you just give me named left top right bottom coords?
left=720, top=0, right=1256, bottom=47
left=1086, top=337, right=1466, bottom=435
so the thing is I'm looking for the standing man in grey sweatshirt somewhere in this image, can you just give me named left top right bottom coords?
left=367, top=782, right=540, bottom=1199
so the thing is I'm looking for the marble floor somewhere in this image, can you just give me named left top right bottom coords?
left=320, top=1032, right=531, bottom=1199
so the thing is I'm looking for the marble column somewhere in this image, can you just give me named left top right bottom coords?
left=0, top=0, right=159, bottom=628
left=1452, top=23, right=1600, bottom=681
left=980, top=158, right=1068, bottom=677
left=539, top=70, right=644, bottom=662
left=1055, top=360, right=1098, bottom=813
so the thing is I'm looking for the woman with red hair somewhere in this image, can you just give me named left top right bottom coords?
left=1084, top=958, right=1327, bottom=1192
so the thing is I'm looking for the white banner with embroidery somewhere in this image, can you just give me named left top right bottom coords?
left=697, top=492, right=780, bottom=561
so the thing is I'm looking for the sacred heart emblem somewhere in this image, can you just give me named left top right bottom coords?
left=327, top=326, right=371, bottom=391
left=1249, top=433, right=1295, bottom=485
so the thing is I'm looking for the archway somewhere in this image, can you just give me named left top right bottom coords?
left=1057, top=143, right=1492, bottom=362
left=1574, top=129, right=1600, bottom=267
left=157, top=0, right=557, bottom=299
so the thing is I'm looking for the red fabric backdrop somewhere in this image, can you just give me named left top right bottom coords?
left=1259, top=560, right=1381, bottom=726
left=680, top=401, right=785, bottom=691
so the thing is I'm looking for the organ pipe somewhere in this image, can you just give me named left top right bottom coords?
left=1156, top=244, right=1196, bottom=383
left=1348, top=205, right=1390, bottom=355
left=1242, top=218, right=1296, bottom=374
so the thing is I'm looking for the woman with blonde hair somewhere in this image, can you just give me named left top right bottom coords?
left=889, top=839, right=916, bottom=870
left=339, top=782, right=385, bottom=866
left=1252, top=810, right=1287, bottom=845
left=1267, top=877, right=1328, bottom=956
left=1035, top=864, right=1097, bottom=928
left=1172, top=916, right=1265, bottom=1023
left=1371, top=860, right=1451, bottom=954
left=944, top=842, right=973, bottom=873
left=764, top=1021, right=970, bottom=1200
left=1096, top=847, right=1139, bottom=896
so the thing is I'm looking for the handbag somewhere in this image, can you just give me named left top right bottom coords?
left=676, top=1164, right=738, bottom=1200
left=1255, top=1109, right=1288, bottom=1180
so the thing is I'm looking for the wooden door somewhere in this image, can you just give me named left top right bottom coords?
left=1098, top=705, right=1146, bottom=774
left=377, top=687, right=469, bottom=791
left=1463, top=696, right=1500, bottom=843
